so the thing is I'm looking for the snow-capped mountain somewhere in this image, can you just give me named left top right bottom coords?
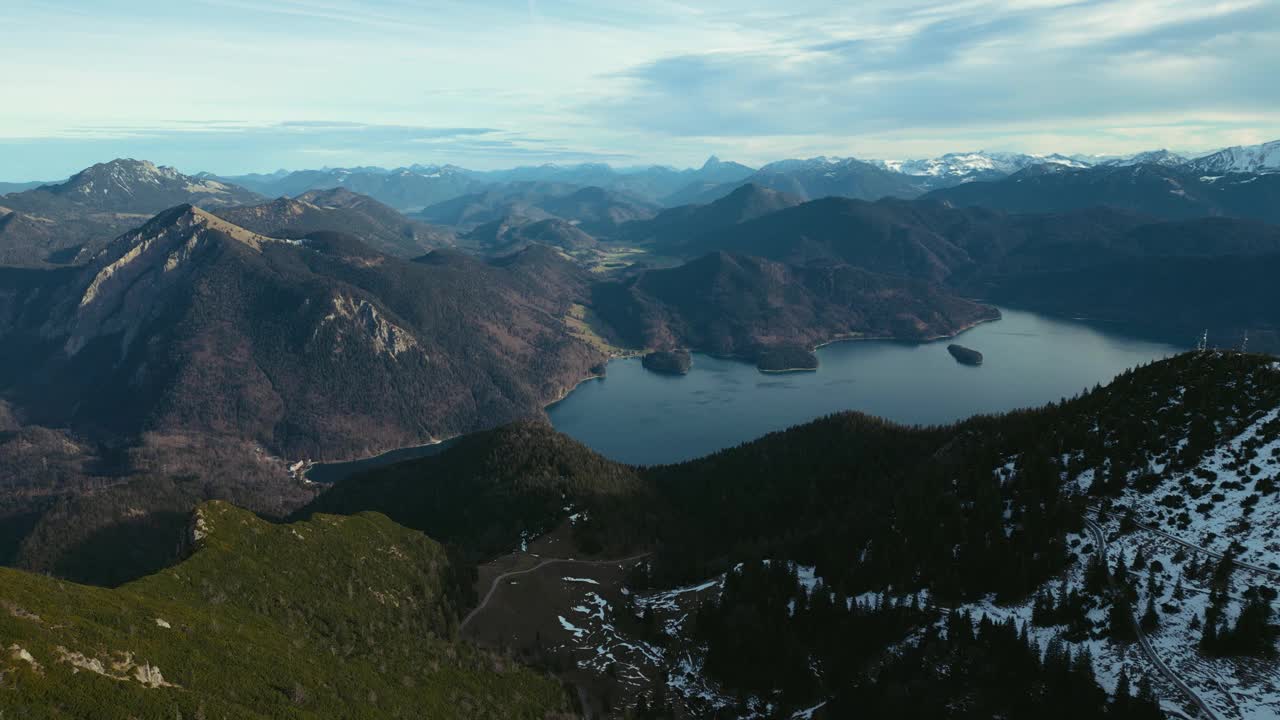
left=1187, top=140, right=1280, bottom=174
left=873, top=151, right=1091, bottom=179
left=1100, top=149, right=1189, bottom=168
left=49, top=159, right=261, bottom=211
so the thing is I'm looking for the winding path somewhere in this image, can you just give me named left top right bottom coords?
left=459, top=552, right=652, bottom=631
left=1093, top=506, right=1280, bottom=580
left=1084, top=516, right=1220, bottom=720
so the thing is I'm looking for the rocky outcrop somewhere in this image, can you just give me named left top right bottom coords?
left=323, top=294, right=421, bottom=359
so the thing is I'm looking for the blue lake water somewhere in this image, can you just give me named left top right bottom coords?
left=547, top=307, right=1187, bottom=466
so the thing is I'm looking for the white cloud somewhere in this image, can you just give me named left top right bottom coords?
left=0, top=0, right=1276, bottom=177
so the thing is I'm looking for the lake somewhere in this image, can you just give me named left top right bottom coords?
left=546, top=307, right=1187, bottom=466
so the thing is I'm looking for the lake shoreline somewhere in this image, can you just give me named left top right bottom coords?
left=546, top=306, right=1184, bottom=466
left=307, top=365, right=615, bottom=481
left=690, top=312, right=1004, bottom=374
left=307, top=309, right=1005, bottom=479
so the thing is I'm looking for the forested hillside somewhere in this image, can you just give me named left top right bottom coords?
left=311, top=352, right=1280, bottom=717
left=0, top=502, right=573, bottom=718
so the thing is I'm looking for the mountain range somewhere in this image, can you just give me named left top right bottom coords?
left=6, top=140, right=1275, bottom=272
left=924, top=163, right=1280, bottom=224
left=2, top=141, right=1280, bottom=718
left=0, top=206, right=603, bottom=462
left=213, top=187, right=456, bottom=257
left=167, top=139, right=1279, bottom=218
left=419, top=183, right=659, bottom=236
left=0, top=159, right=263, bottom=267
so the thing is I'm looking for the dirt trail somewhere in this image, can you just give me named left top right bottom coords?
left=1093, top=506, right=1280, bottom=580
left=460, top=552, right=651, bottom=631
left=1085, top=517, right=1220, bottom=720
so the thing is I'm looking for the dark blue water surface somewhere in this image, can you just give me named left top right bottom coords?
left=547, top=307, right=1186, bottom=466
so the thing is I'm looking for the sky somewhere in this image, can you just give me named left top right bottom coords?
left=1, top=0, right=1278, bottom=180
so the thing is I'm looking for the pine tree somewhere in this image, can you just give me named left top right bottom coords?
left=1137, top=673, right=1156, bottom=703
left=1141, top=595, right=1159, bottom=632
left=1200, top=609, right=1218, bottom=653
left=1115, top=667, right=1131, bottom=704
left=1108, top=598, right=1136, bottom=642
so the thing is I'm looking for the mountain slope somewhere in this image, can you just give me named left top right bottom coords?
left=476, top=158, right=756, bottom=205
left=0, top=180, right=57, bottom=195
left=682, top=197, right=1004, bottom=283
left=621, top=183, right=803, bottom=248
left=217, top=165, right=484, bottom=211
left=1187, top=139, right=1280, bottom=174
left=415, top=183, right=567, bottom=228
left=537, top=187, right=659, bottom=235
left=591, top=251, right=999, bottom=367
left=0, top=501, right=572, bottom=718
left=419, top=184, right=658, bottom=236
left=0, top=206, right=604, bottom=461
left=464, top=216, right=598, bottom=254
left=924, top=162, right=1280, bottom=224
left=8, top=159, right=260, bottom=214
left=877, top=150, right=1090, bottom=180
left=675, top=194, right=1280, bottom=349
left=303, top=352, right=1280, bottom=717
left=689, top=156, right=928, bottom=205
left=1101, top=149, right=1189, bottom=168
left=299, top=420, right=647, bottom=559
left=0, top=159, right=263, bottom=267
left=213, top=187, right=454, bottom=257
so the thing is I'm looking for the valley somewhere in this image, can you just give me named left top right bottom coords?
left=6, top=2, right=1280, bottom=716
left=2, top=138, right=1280, bottom=719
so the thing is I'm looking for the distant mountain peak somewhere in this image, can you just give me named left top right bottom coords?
left=1102, top=149, right=1189, bottom=168
left=26, top=158, right=262, bottom=214
left=1188, top=139, right=1280, bottom=174
left=877, top=150, right=1090, bottom=179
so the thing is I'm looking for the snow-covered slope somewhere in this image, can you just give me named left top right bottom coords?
left=995, top=357, right=1280, bottom=720
left=1188, top=141, right=1280, bottom=174
left=874, top=151, right=1090, bottom=179
left=512, top=353, right=1280, bottom=719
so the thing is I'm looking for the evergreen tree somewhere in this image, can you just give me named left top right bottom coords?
left=1109, top=598, right=1136, bottom=642
left=1141, top=595, right=1159, bottom=632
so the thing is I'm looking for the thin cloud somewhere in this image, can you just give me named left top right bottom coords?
left=1, top=0, right=1277, bottom=176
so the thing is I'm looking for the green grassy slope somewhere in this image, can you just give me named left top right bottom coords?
left=0, top=501, right=572, bottom=719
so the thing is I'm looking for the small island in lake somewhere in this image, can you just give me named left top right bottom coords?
left=756, top=346, right=819, bottom=373
left=948, top=344, right=984, bottom=366
left=642, top=349, right=693, bottom=375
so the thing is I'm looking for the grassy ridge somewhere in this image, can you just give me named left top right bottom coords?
left=0, top=501, right=571, bottom=718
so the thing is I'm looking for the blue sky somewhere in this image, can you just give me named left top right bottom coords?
left=2, top=0, right=1277, bottom=179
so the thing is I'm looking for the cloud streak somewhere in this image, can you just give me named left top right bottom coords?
left=0, top=0, right=1277, bottom=178
left=590, top=0, right=1279, bottom=153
